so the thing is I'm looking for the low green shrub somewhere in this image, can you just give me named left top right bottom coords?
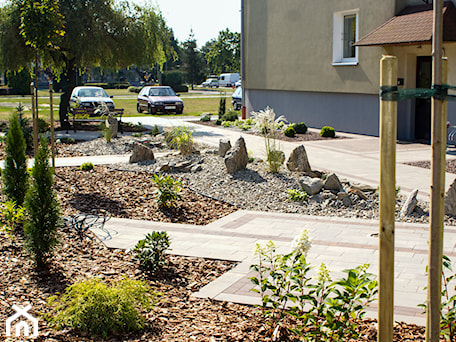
left=47, top=277, right=156, bottom=338
left=284, top=126, right=296, bottom=137
left=222, top=110, right=238, bottom=122
left=222, top=121, right=234, bottom=128
left=287, top=188, right=307, bottom=201
left=200, top=114, right=211, bottom=122
left=0, top=201, right=25, bottom=241
left=320, top=126, right=336, bottom=138
left=215, top=119, right=222, bottom=125
left=292, top=122, right=308, bottom=134
left=132, top=133, right=144, bottom=138
left=267, top=149, right=285, bottom=173
left=37, top=118, right=49, bottom=133
left=152, top=174, right=182, bottom=208
left=128, top=86, right=142, bottom=93
left=133, top=231, right=171, bottom=271
left=79, top=162, right=94, bottom=171
left=166, top=126, right=194, bottom=155
left=151, top=125, right=161, bottom=136
left=171, top=84, right=188, bottom=93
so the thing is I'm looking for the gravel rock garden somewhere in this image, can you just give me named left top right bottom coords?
left=0, top=116, right=451, bottom=341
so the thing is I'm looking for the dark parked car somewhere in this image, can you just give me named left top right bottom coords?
left=69, top=86, right=115, bottom=109
left=231, top=87, right=242, bottom=111
left=137, top=86, right=184, bottom=114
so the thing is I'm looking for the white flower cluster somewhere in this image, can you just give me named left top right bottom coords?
left=290, top=229, right=312, bottom=256
left=314, top=262, right=332, bottom=284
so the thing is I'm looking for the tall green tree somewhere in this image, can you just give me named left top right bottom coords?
left=204, top=29, right=240, bottom=75
left=23, top=137, right=61, bottom=268
left=182, top=30, right=205, bottom=89
left=0, top=0, right=173, bottom=128
left=2, top=111, right=28, bottom=206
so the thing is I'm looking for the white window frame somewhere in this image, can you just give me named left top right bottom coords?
left=332, top=9, right=359, bottom=66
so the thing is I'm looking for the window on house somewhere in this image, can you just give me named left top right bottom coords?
left=333, top=9, right=359, bottom=66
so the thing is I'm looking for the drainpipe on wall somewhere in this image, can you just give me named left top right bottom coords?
left=241, top=0, right=246, bottom=119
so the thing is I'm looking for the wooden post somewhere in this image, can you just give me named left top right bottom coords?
left=49, top=80, right=55, bottom=168
left=30, top=82, right=38, bottom=155
left=378, top=55, right=397, bottom=342
left=426, top=0, right=445, bottom=338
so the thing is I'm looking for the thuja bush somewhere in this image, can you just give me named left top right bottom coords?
left=292, top=122, right=308, bottom=134
left=2, top=112, right=28, bottom=206
left=320, top=126, right=336, bottom=138
left=218, top=93, right=226, bottom=119
left=250, top=230, right=378, bottom=341
left=284, top=126, right=296, bottom=137
left=23, top=138, right=61, bottom=268
left=133, top=231, right=171, bottom=271
left=79, top=162, right=94, bottom=171
left=47, top=277, right=156, bottom=338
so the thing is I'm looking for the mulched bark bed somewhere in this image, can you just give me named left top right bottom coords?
left=405, top=159, right=456, bottom=174
left=0, top=227, right=431, bottom=341
left=194, top=120, right=345, bottom=143
left=55, top=165, right=237, bottom=225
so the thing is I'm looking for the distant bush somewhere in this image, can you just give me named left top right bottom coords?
left=83, top=82, right=129, bottom=89
left=221, top=109, right=238, bottom=122
left=48, top=277, right=156, bottom=338
left=162, top=70, right=183, bottom=86
left=6, top=68, right=32, bottom=95
left=128, top=86, right=142, bottom=93
left=171, top=84, right=188, bottom=93
left=79, top=162, right=94, bottom=171
left=200, top=114, right=211, bottom=122
left=284, top=126, right=296, bottom=138
left=215, top=119, right=222, bottom=125
left=151, top=125, right=160, bottom=136
left=292, top=122, right=308, bottom=134
left=320, top=126, right=336, bottom=138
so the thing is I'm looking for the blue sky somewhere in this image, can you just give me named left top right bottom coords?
left=148, top=0, right=241, bottom=47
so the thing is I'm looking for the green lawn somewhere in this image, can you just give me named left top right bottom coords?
left=0, top=89, right=234, bottom=121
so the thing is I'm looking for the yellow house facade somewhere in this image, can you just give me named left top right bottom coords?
left=243, top=0, right=456, bottom=141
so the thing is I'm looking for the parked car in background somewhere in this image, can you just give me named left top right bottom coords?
left=218, top=73, right=240, bottom=87
left=69, top=86, right=115, bottom=110
left=137, top=86, right=184, bottom=114
left=232, top=87, right=242, bottom=111
left=202, top=78, right=219, bottom=88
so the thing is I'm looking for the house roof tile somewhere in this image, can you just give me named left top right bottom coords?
left=355, top=1, right=456, bottom=46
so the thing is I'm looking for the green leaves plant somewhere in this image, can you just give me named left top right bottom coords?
left=152, top=174, right=182, bottom=208
left=133, top=231, right=171, bottom=271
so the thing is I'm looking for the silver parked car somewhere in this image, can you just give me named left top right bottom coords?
left=69, top=86, right=115, bottom=109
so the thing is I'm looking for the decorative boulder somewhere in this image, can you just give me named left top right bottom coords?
left=323, top=173, right=342, bottom=192
left=299, top=176, right=324, bottom=195
left=129, top=143, right=155, bottom=163
left=400, top=189, right=419, bottom=218
left=286, top=145, right=312, bottom=172
left=106, top=115, right=118, bottom=138
left=224, top=137, right=249, bottom=173
left=219, top=139, right=232, bottom=157
left=445, top=179, right=456, bottom=216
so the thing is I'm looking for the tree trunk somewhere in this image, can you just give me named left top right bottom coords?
left=58, top=60, right=76, bottom=129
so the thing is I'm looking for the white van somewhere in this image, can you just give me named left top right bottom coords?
left=218, top=73, right=240, bottom=87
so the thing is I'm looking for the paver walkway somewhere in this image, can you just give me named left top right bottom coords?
left=91, top=210, right=456, bottom=326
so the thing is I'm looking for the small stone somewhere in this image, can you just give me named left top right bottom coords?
left=286, top=145, right=312, bottom=172
left=219, top=139, right=232, bottom=157
left=299, top=176, right=324, bottom=195
left=129, top=143, right=155, bottom=163
left=400, top=189, right=419, bottom=218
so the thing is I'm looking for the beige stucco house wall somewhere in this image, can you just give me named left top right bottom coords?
left=243, top=0, right=456, bottom=140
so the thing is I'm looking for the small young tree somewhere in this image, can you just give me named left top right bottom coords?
left=2, top=112, right=28, bottom=206
left=23, top=138, right=61, bottom=268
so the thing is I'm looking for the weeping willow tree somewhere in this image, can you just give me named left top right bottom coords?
left=0, top=0, right=174, bottom=127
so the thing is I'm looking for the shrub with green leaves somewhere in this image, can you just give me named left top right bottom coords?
left=284, top=126, right=296, bottom=137
left=250, top=233, right=378, bottom=341
left=292, top=122, right=308, bottom=134
left=200, top=114, right=211, bottom=122
left=79, top=162, right=94, bottom=171
left=2, top=112, right=28, bottom=206
left=47, top=277, right=156, bottom=338
left=218, top=93, right=226, bottom=119
left=151, top=124, right=161, bottom=136
left=287, top=188, right=307, bottom=202
left=152, top=174, right=182, bottom=208
left=23, top=138, right=61, bottom=267
left=215, top=119, right=222, bottom=125
left=0, top=201, right=25, bottom=241
left=320, top=126, right=336, bottom=138
left=133, top=231, right=171, bottom=271
left=221, top=109, right=238, bottom=122
left=419, top=255, right=456, bottom=341
left=166, top=126, right=195, bottom=156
